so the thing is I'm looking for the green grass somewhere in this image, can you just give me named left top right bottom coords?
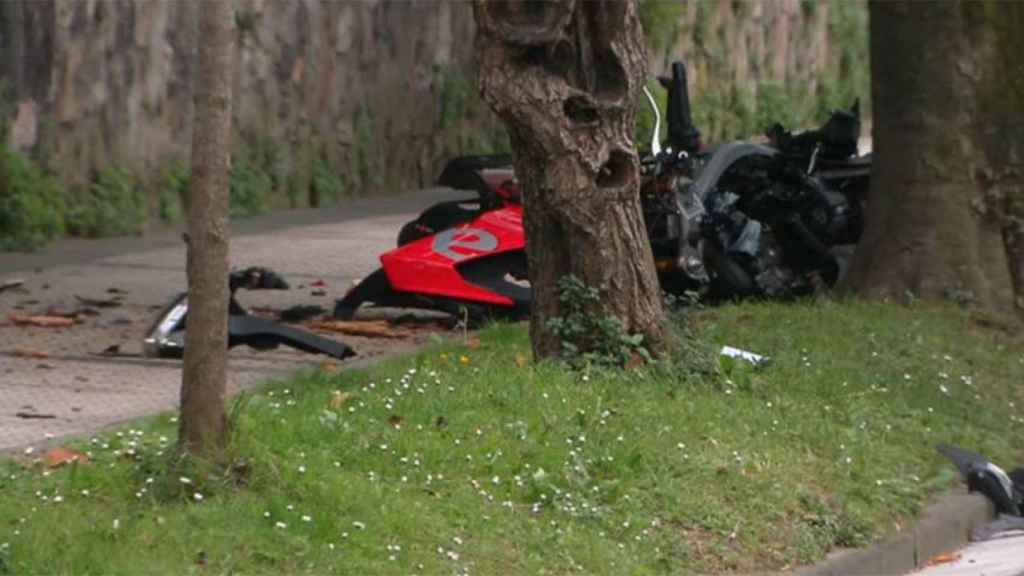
left=1, top=300, right=1022, bottom=574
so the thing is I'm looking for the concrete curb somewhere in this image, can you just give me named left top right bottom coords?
left=794, top=489, right=995, bottom=576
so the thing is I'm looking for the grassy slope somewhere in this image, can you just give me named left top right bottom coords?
left=0, top=300, right=1021, bottom=575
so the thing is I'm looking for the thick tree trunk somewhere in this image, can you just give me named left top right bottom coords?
left=475, top=0, right=668, bottom=359
left=845, top=1, right=1024, bottom=320
left=178, top=0, right=235, bottom=455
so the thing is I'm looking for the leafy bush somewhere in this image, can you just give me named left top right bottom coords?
left=0, top=146, right=65, bottom=251
left=546, top=275, right=651, bottom=368
left=156, top=163, right=189, bottom=224
left=229, top=156, right=272, bottom=218
left=65, top=167, right=146, bottom=238
left=311, top=157, right=344, bottom=205
left=639, top=0, right=683, bottom=53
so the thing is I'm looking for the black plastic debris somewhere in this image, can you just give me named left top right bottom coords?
left=938, top=443, right=1024, bottom=516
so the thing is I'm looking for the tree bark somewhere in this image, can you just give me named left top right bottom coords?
left=475, top=0, right=669, bottom=359
left=178, top=0, right=235, bottom=456
left=845, top=1, right=1024, bottom=320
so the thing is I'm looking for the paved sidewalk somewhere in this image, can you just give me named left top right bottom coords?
left=911, top=529, right=1024, bottom=576
left=0, top=188, right=460, bottom=451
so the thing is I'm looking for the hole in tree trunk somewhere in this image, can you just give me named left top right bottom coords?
left=519, top=40, right=575, bottom=77
left=564, top=96, right=599, bottom=125
left=486, top=0, right=571, bottom=45
left=597, top=150, right=634, bottom=190
left=488, top=0, right=555, bottom=27
left=592, top=48, right=627, bottom=101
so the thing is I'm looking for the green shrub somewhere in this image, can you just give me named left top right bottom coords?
left=229, top=156, right=272, bottom=218
left=639, top=0, right=683, bottom=53
left=65, top=167, right=146, bottom=238
left=311, top=157, right=344, bottom=205
left=156, top=163, right=189, bottom=224
left=0, top=146, right=65, bottom=251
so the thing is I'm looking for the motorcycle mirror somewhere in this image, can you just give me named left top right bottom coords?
left=642, top=85, right=662, bottom=157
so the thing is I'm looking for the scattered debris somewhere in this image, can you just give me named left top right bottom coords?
left=927, top=552, right=961, bottom=566
left=107, top=287, right=128, bottom=295
left=10, top=348, right=49, bottom=359
left=720, top=345, right=770, bottom=366
left=279, top=304, right=326, bottom=323
left=14, top=412, right=57, bottom=420
left=310, top=279, right=327, bottom=288
left=310, top=289, right=327, bottom=297
left=75, top=294, right=123, bottom=308
left=231, top=267, right=289, bottom=290
left=0, top=278, right=26, bottom=293
left=42, top=447, right=89, bottom=468
left=97, top=344, right=121, bottom=356
left=9, top=314, right=75, bottom=328
left=307, top=319, right=411, bottom=339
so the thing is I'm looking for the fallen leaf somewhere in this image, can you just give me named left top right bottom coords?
left=319, top=361, right=338, bottom=373
left=9, top=314, right=75, bottom=328
left=328, top=391, right=352, bottom=410
left=388, top=414, right=405, bottom=427
left=928, top=553, right=961, bottom=566
left=310, top=289, right=327, bottom=297
left=308, top=320, right=411, bottom=339
left=514, top=352, right=528, bottom=368
left=310, top=279, right=327, bottom=288
left=459, top=355, right=471, bottom=365
left=43, top=447, right=89, bottom=468
left=106, top=287, right=128, bottom=295
left=11, top=348, right=48, bottom=359
left=466, top=337, right=481, bottom=350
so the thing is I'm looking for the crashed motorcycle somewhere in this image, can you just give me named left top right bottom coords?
left=334, top=60, right=871, bottom=322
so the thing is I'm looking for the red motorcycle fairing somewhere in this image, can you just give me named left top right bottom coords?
left=380, top=205, right=525, bottom=307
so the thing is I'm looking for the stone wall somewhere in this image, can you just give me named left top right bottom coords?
left=1, top=0, right=867, bottom=209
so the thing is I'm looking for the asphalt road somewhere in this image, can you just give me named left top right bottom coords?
left=0, top=187, right=461, bottom=452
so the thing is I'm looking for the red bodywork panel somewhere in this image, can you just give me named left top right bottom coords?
left=380, top=205, right=525, bottom=306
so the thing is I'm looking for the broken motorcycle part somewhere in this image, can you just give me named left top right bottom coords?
left=938, top=443, right=1024, bottom=516
left=144, top=268, right=353, bottom=360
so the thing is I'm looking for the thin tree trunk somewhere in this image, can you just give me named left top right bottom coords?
left=475, top=0, right=669, bottom=359
left=845, top=1, right=1023, bottom=321
left=179, top=0, right=235, bottom=455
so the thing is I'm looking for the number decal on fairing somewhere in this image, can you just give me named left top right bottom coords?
left=432, top=227, right=498, bottom=261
